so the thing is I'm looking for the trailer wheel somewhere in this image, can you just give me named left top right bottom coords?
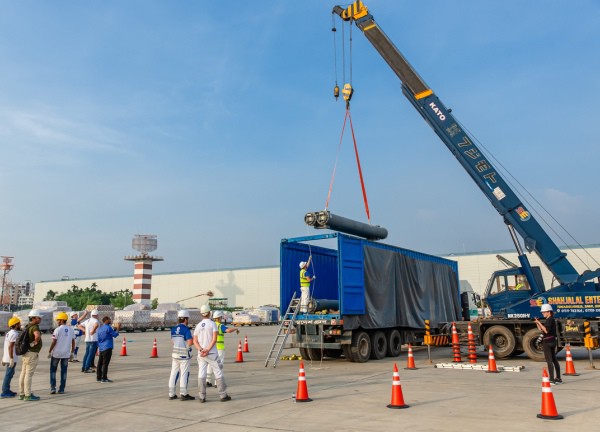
left=483, top=325, right=516, bottom=358
left=386, top=329, right=402, bottom=357
left=342, top=344, right=354, bottom=362
left=348, top=331, right=371, bottom=363
left=522, top=328, right=545, bottom=362
left=369, top=331, right=387, bottom=360
left=299, top=347, right=310, bottom=360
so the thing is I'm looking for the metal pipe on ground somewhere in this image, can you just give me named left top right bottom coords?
left=304, top=210, right=388, bottom=241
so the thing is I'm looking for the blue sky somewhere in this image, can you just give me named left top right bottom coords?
left=1, top=1, right=599, bottom=284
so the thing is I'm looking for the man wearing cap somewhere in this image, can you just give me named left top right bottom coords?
left=299, top=256, right=316, bottom=313
left=48, top=312, right=75, bottom=394
left=193, top=304, right=231, bottom=402
left=79, top=310, right=99, bottom=373
left=69, top=310, right=88, bottom=362
left=96, top=316, right=121, bottom=383
left=19, top=309, right=43, bottom=401
left=1, top=317, right=21, bottom=398
left=168, top=310, right=195, bottom=401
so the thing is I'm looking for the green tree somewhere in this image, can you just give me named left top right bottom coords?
left=111, top=289, right=135, bottom=309
left=44, top=290, right=57, bottom=301
left=151, top=298, right=158, bottom=309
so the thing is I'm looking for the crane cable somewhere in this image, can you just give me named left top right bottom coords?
left=324, top=109, right=371, bottom=224
left=326, top=17, right=371, bottom=223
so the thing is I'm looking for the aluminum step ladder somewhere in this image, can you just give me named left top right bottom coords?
left=264, top=292, right=301, bottom=368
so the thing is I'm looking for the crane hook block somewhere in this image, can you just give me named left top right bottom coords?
left=334, top=84, right=340, bottom=100
left=342, top=83, right=353, bottom=102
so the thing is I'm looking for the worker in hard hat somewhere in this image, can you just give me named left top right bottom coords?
left=205, top=310, right=239, bottom=388
left=193, top=304, right=231, bottom=402
left=535, top=303, right=562, bottom=385
left=19, top=309, right=43, bottom=401
left=78, top=309, right=99, bottom=373
left=48, top=312, right=75, bottom=394
left=69, top=310, right=88, bottom=363
left=1, top=317, right=22, bottom=398
left=169, top=310, right=195, bottom=401
left=299, top=256, right=316, bottom=313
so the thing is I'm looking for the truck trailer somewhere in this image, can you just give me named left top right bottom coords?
left=279, top=232, right=461, bottom=363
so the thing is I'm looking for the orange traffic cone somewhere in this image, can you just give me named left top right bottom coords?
left=243, top=335, right=250, bottom=353
left=485, top=345, right=500, bottom=373
left=451, top=322, right=462, bottom=363
left=537, top=368, right=563, bottom=420
left=150, top=338, right=159, bottom=358
left=235, top=340, right=244, bottom=363
left=120, top=337, right=128, bottom=356
left=404, top=344, right=417, bottom=370
left=467, top=323, right=477, bottom=364
left=563, top=343, right=579, bottom=376
left=387, top=363, right=409, bottom=409
left=295, top=360, right=312, bottom=402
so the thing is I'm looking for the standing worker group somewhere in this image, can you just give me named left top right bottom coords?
left=205, top=310, right=239, bottom=388
left=48, top=312, right=75, bottom=394
left=535, top=303, right=562, bottom=385
left=299, top=256, right=316, bottom=313
left=1, top=317, right=21, bottom=398
left=168, top=310, right=195, bottom=401
left=193, top=304, right=231, bottom=403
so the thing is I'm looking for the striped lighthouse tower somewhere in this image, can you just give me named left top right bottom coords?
left=124, top=235, right=163, bottom=306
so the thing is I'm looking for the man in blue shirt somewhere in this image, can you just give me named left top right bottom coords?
left=96, top=316, right=120, bottom=383
left=169, top=310, right=195, bottom=401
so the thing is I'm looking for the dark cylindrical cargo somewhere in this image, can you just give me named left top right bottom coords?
left=308, top=299, right=340, bottom=313
left=304, top=210, right=388, bottom=240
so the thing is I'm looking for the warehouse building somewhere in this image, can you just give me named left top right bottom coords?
left=34, top=245, right=600, bottom=309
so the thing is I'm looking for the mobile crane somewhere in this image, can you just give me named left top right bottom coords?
left=333, top=1, right=600, bottom=360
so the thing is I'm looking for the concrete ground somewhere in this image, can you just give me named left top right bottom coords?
left=1, top=326, right=599, bottom=432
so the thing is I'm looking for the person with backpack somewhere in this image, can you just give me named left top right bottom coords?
left=19, top=309, right=43, bottom=401
left=1, top=317, right=22, bottom=398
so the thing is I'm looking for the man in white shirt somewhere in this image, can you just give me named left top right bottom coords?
left=78, top=310, right=99, bottom=373
left=1, top=317, right=21, bottom=398
left=193, top=304, right=231, bottom=403
left=48, top=312, right=75, bottom=394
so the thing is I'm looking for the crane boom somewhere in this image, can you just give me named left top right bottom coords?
left=333, top=1, right=586, bottom=285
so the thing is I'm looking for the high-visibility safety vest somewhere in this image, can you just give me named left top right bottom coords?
left=300, top=268, right=311, bottom=287
left=216, top=325, right=225, bottom=351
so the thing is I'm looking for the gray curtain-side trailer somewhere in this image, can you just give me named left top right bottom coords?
left=281, top=233, right=461, bottom=362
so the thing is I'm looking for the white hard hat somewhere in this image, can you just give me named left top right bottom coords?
left=200, top=304, right=211, bottom=314
left=91, top=309, right=99, bottom=316
left=70, top=312, right=78, bottom=317
left=213, top=311, right=224, bottom=319
left=28, top=309, right=42, bottom=318
left=299, top=261, right=307, bottom=269
left=178, top=310, right=190, bottom=319
left=540, top=304, right=553, bottom=313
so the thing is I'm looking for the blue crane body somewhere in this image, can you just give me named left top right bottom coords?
left=332, top=1, right=600, bottom=360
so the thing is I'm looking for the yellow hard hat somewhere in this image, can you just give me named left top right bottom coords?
left=56, top=312, right=69, bottom=321
left=8, top=317, right=21, bottom=328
